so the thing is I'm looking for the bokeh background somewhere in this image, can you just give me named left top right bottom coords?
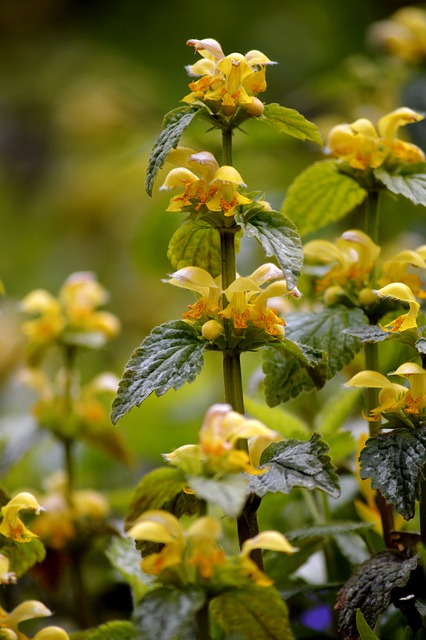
left=1, top=0, right=426, bottom=616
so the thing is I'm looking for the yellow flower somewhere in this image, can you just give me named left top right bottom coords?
left=183, top=39, right=275, bottom=113
left=0, top=554, right=16, bottom=585
left=370, top=7, right=426, bottom=64
left=375, top=282, right=420, bottom=332
left=0, top=493, right=44, bottom=542
left=304, top=229, right=380, bottom=295
left=166, top=266, right=221, bottom=321
left=207, top=166, right=252, bottom=216
left=345, top=370, right=407, bottom=420
left=186, top=517, right=226, bottom=579
left=0, top=600, right=70, bottom=640
left=390, top=362, right=426, bottom=416
left=127, top=510, right=186, bottom=575
left=239, top=531, right=295, bottom=586
left=378, top=247, right=426, bottom=299
left=326, top=107, right=424, bottom=170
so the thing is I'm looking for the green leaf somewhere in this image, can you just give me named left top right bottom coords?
left=111, top=321, right=205, bottom=424
left=236, top=208, right=303, bottom=290
left=247, top=433, right=340, bottom=498
left=124, top=467, right=192, bottom=530
left=187, top=474, right=248, bottom=518
left=145, top=106, right=199, bottom=196
left=132, top=587, right=205, bottom=640
left=262, top=103, right=322, bottom=146
left=210, top=585, right=294, bottom=640
left=167, top=218, right=221, bottom=277
left=286, top=306, right=368, bottom=379
left=359, top=426, right=426, bottom=519
left=262, top=341, right=328, bottom=406
left=86, top=621, right=136, bottom=640
left=356, top=609, right=382, bottom=640
left=336, top=551, right=419, bottom=639
left=282, top=160, right=368, bottom=237
left=287, top=521, right=373, bottom=545
left=3, top=537, right=46, bottom=578
left=374, top=163, right=426, bottom=207
left=106, top=537, right=154, bottom=604
left=343, top=324, right=389, bottom=343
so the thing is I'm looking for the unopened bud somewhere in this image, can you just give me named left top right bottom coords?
left=245, top=97, right=265, bottom=116
left=358, top=287, right=377, bottom=307
left=324, top=285, right=345, bottom=306
left=202, top=319, right=223, bottom=341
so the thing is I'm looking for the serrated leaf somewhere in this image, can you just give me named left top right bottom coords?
left=282, top=160, right=367, bottom=236
left=187, top=474, right=248, bottom=518
left=262, top=341, right=328, bottom=406
left=247, top=433, right=340, bottom=498
left=287, top=521, right=372, bottom=544
left=359, top=426, right=426, bottom=519
left=286, top=306, right=368, bottom=378
left=343, top=324, right=389, bottom=343
left=124, top=467, right=195, bottom=530
left=167, top=218, right=221, bottom=277
left=374, top=164, right=426, bottom=207
left=106, top=537, right=154, bottom=604
left=2, top=537, right=46, bottom=578
left=111, top=321, right=205, bottom=424
left=356, top=609, right=381, bottom=640
left=86, top=621, right=136, bottom=640
left=132, top=587, right=204, bottom=640
left=145, top=106, right=199, bottom=196
left=236, top=208, right=303, bottom=290
left=210, top=585, right=294, bottom=640
left=262, top=103, right=322, bottom=147
left=336, top=551, right=419, bottom=639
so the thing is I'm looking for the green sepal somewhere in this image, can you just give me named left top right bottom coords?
left=261, top=103, right=322, bottom=147
left=374, top=163, right=426, bottom=207
left=281, top=160, right=368, bottom=237
left=124, top=467, right=197, bottom=531
left=236, top=207, right=303, bottom=290
left=247, top=433, right=340, bottom=498
left=210, top=585, right=294, bottom=640
left=262, top=340, right=328, bottom=406
left=111, top=321, right=205, bottom=424
left=167, top=217, right=221, bottom=277
left=132, top=586, right=205, bottom=640
left=359, top=425, right=426, bottom=519
left=1, top=537, right=46, bottom=578
left=145, top=105, right=201, bottom=196
left=286, top=306, right=368, bottom=378
left=85, top=620, right=137, bottom=640
left=336, top=551, right=420, bottom=639
left=187, top=473, right=248, bottom=518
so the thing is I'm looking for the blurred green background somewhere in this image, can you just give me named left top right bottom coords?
left=1, top=0, right=426, bottom=489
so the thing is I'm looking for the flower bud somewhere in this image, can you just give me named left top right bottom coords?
left=358, top=287, right=377, bottom=307
left=244, top=97, right=264, bottom=116
left=202, top=319, right=223, bottom=341
left=323, top=285, right=345, bottom=306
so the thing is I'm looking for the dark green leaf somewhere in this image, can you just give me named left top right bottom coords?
left=3, top=537, right=45, bottom=578
left=187, top=474, right=248, bottom=518
left=282, top=160, right=367, bottom=237
left=262, top=103, right=322, bottom=146
left=132, top=587, right=205, bottom=640
left=111, top=321, right=204, bottom=424
left=210, top=585, right=294, bottom=640
left=86, top=621, right=137, bottom=640
left=343, top=324, right=389, bottom=343
left=374, top=164, right=426, bottom=207
left=106, top=537, right=154, bottom=604
left=336, top=551, right=419, bottom=639
left=145, top=106, right=199, bottom=196
left=286, top=306, right=368, bottom=378
left=359, top=426, right=426, bottom=519
left=262, top=341, right=328, bottom=406
left=247, top=433, right=340, bottom=498
left=287, top=521, right=372, bottom=544
left=124, top=467, right=197, bottom=530
left=236, top=208, right=303, bottom=290
left=356, top=609, right=381, bottom=640
left=167, top=218, right=221, bottom=277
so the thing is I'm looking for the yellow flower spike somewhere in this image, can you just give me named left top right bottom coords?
left=389, top=362, right=426, bottom=416
left=20, top=290, right=65, bottom=344
left=0, top=554, right=16, bottom=585
left=59, top=272, right=109, bottom=318
left=375, top=282, right=420, bottom=332
left=33, top=627, right=71, bottom=640
left=127, top=510, right=185, bottom=575
left=327, top=119, right=384, bottom=170
left=0, top=492, right=44, bottom=542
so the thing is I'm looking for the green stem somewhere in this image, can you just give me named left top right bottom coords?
left=195, top=601, right=211, bottom=640
left=222, top=127, right=233, bottom=166
left=365, top=190, right=380, bottom=247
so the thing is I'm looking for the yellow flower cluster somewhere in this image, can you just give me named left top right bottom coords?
left=127, top=509, right=294, bottom=587
left=20, top=272, right=120, bottom=352
left=160, top=147, right=252, bottom=216
left=0, top=601, right=69, bottom=640
left=370, top=7, right=426, bottom=64
left=164, top=403, right=282, bottom=477
left=182, top=38, right=276, bottom=115
left=327, top=107, right=424, bottom=170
